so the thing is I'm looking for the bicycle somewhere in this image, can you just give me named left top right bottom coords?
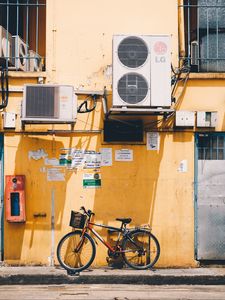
left=57, top=206, right=160, bottom=274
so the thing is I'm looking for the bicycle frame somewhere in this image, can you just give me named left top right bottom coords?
left=87, top=221, right=125, bottom=253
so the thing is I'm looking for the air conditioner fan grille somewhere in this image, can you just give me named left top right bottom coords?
left=118, top=36, right=148, bottom=68
left=117, top=73, right=148, bottom=104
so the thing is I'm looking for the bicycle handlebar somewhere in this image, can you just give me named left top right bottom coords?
left=80, top=206, right=95, bottom=217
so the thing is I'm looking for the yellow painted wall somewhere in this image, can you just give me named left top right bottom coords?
left=3, top=0, right=225, bottom=268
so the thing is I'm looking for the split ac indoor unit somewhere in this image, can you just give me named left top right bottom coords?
left=21, top=84, right=77, bottom=124
left=113, top=34, right=171, bottom=108
left=12, top=35, right=28, bottom=71
left=0, top=25, right=13, bottom=66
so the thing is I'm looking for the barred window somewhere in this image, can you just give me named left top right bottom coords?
left=198, top=135, right=225, bottom=160
left=180, top=0, right=225, bottom=72
left=0, top=0, right=46, bottom=72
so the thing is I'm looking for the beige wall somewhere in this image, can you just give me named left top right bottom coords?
left=46, top=0, right=179, bottom=87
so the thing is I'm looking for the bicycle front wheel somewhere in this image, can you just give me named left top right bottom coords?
left=122, top=229, right=160, bottom=270
left=57, top=230, right=96, bottom=273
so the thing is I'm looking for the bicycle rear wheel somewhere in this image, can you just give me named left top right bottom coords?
left=57, top=230, right=96, bottom=273
left=122, top=229, right=160, bottom=270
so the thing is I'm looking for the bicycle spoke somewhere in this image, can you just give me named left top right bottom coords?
left=122, top=230, right=160, bottom=270
left=57, top=231, right=96, bottom=272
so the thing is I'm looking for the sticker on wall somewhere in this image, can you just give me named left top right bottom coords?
left=146, top=132, right=160, bottom=151
left=59, top=148, right=73, bottom=167
left=178, top=160, right=188, bottom=173
left=83, top=173, right=101, bottom=188
left=47, top=168, right=65, bottom=181
left=115, top=149, right=133, bottom=161
left=100, top=148, right=112, bottom=166
left=58, top=149, right=102, bottom=169
left=28, top=149, right=48, bottom=160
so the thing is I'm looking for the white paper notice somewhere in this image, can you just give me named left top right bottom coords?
left=147, top=132, right=160, bottom=151
left=84, top=152, right=102, bottom=169
left=115, top=149, right=133, bottom=161
left=100, top=148, right=112, bottom=166
left=47, top=168, right=65, bottom=181
left=45, top=158, right=59, bottom=166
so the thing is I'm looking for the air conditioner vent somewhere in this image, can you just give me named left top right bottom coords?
left=26, top=86, right=58, bottom=118
left=117, top=73, right=148, bottom=104
left=118, top=36, right=148, bottom=68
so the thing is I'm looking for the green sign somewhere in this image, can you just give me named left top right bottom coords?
left=83, top=173, right=101, bottom=188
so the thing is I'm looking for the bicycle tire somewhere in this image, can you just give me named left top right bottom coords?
left=57, top=230, right=96, bottom=273
left=122, top=229, right=160, bottom=270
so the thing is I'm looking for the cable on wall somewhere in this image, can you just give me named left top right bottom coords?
left=0, top=67, right=9, bottom=110
left=77, top=94, right=98, bottom=113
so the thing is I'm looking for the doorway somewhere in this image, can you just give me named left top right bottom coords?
left=195, top=133, right=225, bottom=260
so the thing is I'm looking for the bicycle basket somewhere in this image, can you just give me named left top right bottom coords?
left=69, top=211, right=87, bottom=229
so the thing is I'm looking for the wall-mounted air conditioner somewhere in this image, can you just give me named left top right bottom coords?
left=28, top=50, right=43, bottom=72
left=21, top=84, right=77, bottom=124
left=0, top=25, right=13, bottom=66
left=113, top=34, right=171, bottom=108
left=12, top=35, right=28, bottom=71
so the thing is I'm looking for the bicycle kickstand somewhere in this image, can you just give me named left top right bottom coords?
left=67, top=270, right=80, bottom=276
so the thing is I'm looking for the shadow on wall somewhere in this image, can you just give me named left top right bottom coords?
left=4, top=135, right=73, bottom=263
left=90, top=134, right=165, bottom=265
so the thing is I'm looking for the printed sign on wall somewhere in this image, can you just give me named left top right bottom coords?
left=100, top=148, right=112, bottom=166
left=115, top=149, right=133, bottom=161
left=83, top=173, right=101, bottom=188
left=146, top=132, right=160, bottom=151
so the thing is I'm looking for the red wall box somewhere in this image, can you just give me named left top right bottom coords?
left=5, top=175, right=26, bottom=222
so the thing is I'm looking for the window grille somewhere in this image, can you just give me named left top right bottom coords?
left=179, top=0, right=225, bottom=72
left=0, top=0, right=46, bottom=72
left=198, top=135, right=225, bottom=160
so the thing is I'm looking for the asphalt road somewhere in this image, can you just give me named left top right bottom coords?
left=1, top=284, right=225, bottom=299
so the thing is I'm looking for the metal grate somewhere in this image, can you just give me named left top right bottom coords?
left=198, top=135, right=225, bottom=160
left=179, top=0, right=225, bottom=72
left=118, top=36, right=148, bottom=68
left=117, top=73, right=148, bottom=104
left=25, top=86, right=58, bottom=118
left=0, top=0, right=46, bottom=71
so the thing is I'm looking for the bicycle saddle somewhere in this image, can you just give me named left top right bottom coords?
left=116, top=218, right=132, bottom=224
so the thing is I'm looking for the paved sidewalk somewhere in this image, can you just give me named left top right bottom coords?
left=1, top=266, right=225, bottom=285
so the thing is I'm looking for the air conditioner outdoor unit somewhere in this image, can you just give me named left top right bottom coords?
left=28, top=50, right=43, bottom=72
left=21, top=84, right=77, bottom=124
left=0, top=25, right=13, bottom=66
left=113, top=34, right=171, bottom=108
left=12, top=35, right=28, bottom=71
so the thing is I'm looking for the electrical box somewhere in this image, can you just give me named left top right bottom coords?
left=5, top=175, right=26, bottom=223
left=175, top=111, right=195, bottom=127
left=197, top=111, right=218, bottom=127
left=3, top=112, right=16, bottom=129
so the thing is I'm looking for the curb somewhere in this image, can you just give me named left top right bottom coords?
left=1, top=274, right=225, bottom=285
